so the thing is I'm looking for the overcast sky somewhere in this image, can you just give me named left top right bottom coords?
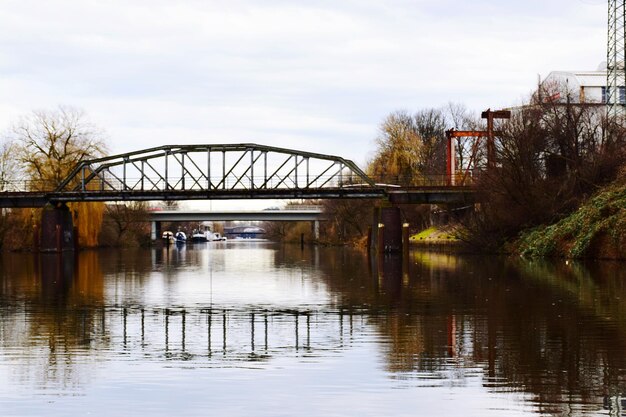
left=0, top=0, right=608, bottom=169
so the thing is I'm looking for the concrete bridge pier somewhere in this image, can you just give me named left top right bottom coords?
left=151, top=221, right=161, bottom=241
left=312, top=220, right=320, bottom=240
left=370, top=207, right=402, bottom=253
left=40, top=204, right=75, bottom=252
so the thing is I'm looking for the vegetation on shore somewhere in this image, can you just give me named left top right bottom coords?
left=1, top=88, right=624, bottom=258
left=409, top=226, right=461, bottom=245
left=267, top=88, right=626, bottom=260
left=0, top=106, right=153, bottom=250
left=515, top=176, right=625, bottom=259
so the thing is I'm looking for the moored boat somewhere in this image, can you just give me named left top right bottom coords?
left=161, top=231, right=174, bottom=243
left=191, top=230, right=209, bottom=242
left=175, top=231, right=187, bottom=243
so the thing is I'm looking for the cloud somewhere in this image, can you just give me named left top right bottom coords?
left=0, top=0, right=608, bottom=167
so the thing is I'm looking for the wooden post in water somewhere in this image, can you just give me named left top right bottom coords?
left=33, top=225, right=39, bottom=251
left=402, top=223, right=410, bottom=257
left=73, top=226, right=79, bottom=252
left=377, top=223, right=385, bottom=255
left=55, top=225, right=62, bottom=253
left=300, top=233, right=304, bottom=250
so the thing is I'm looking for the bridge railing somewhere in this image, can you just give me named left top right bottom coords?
left=0, top=179, right=60, bottom=193
left=367, top=173, right=480, bottom=188
left=0, top=175, right=479, bottom=195
left=282, top=205, right=324, bottom=211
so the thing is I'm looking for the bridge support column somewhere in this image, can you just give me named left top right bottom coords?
left=40, top=204, right=75, bottom=252
left=370, top=207, right=402, bottom=253
left=312, top=220, right=320, bottom=240
left=151, top=221, right=161, bottom=241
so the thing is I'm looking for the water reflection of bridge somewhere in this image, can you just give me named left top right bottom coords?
left=2, top=248, right=626, bottom=416
left=56, top=305, right=370, bottom=360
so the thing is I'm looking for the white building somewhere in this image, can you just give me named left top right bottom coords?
left=541, top=63, right=625, bottom=104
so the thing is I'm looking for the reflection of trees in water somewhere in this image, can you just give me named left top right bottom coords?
left=0, top=251, right=107, bottom=391
left=98, top=247, right=154, bottom=278
left=290, top=246, right=626, bottom=413
left=493, top=259, right=626, bottom=411
left=1, top=245, right=626, bottom=413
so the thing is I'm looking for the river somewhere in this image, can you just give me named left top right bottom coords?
left=0, top=242, right=625, bottom=416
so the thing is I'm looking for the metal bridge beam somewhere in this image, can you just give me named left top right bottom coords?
left=0, top=144, right=479, bottom=207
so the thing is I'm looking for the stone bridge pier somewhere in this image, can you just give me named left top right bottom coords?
left=370, top=207, right=404, bottom=253
left=38, top=204, right=76, bottom=252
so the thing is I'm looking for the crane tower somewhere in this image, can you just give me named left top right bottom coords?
left=607, top=0, right=626, bottom=120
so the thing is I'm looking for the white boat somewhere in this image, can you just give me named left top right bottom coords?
left=211, top=232, right=227, bottom=242
left=190, top=230, right=209, bottom=242
left=175, top=231, right=187, bottom=243
left=161, top=231, right=174, bottom=243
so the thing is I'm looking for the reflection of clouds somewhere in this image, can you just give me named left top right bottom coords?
left=120, top=245, right=330, bottom=309
left=1, top=247, right=625, bottom=416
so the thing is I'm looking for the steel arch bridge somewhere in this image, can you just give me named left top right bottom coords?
left=0, top=143, right=475, bottom=207
left=47, top=144, right=383, bottom=203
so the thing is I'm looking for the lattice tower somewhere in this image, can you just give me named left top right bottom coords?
left=607, top=0, right=626, bottom=120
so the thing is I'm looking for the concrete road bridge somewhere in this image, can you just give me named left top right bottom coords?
left=148, top=206, right=326, bottom=222
left=148, top=206, right=327, bottom=240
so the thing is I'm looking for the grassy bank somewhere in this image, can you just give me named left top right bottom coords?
left=409, top=225, right=462, bottom=246
left=515, top=180, right=626, bottom=260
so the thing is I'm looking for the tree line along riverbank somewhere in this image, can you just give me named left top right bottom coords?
left=1, top=82, right=625, bottom=258
left=404, top=173, right=625, bottom=260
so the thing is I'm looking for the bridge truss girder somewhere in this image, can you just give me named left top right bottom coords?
left=55, top=144, right=376, bottom=200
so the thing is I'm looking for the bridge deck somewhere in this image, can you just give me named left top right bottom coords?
left=0, top=186, right=474, bottom=208
left=149, top=209, right=326, bottom=222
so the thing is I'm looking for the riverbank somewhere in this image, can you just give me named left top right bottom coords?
left=406, top=177, right=625, bottom=260
left=409, top=225, right=463, bottom=247
left=513, top=179, right=625, bottom=260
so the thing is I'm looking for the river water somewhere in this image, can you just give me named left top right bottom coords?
left=0, top=242, right=625, bottom=416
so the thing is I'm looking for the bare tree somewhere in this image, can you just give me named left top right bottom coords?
left=102, top=202, right=150, bottom=246
left=0, top=139, right=20, bottom=191
left=369, top=109, right=450, bottom=185
left=444, top=102, right=482, bottom=174
left=0, top=140, right=21, bottom=247
left=8, top=106, right=109, bottom=248
left=11, top=106, right=107, bottom=191
left=368, top=106, right=481, bottom=187
left=464, top=85, right=626, bottom=250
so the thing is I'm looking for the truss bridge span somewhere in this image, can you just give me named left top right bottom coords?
left=55, top=143, right=380, bottom=201
left=0, top=143, right=475, bottom=207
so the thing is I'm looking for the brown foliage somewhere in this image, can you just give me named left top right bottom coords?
left=368, top=109, right=448, bottom=185
left=321, top=199, right=374, bottom=244
left=11, top=106, right=107, bottom=191
left=100, top=202, right=150, bottom=247
left=3, top=107, right=109, bottom=249
left=464, top=87, right=626, bottom=250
